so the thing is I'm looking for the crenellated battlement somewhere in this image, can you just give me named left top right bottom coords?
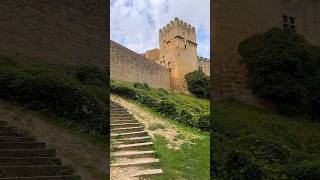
left=159, top=17, right=195, bottom=32
left=159, top=17, right=196, bottom=42
left=197, top=56, right=210, bottom=61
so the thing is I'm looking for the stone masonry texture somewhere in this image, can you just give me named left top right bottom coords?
left=0, top=0, right=108, bottom=68
left=110, top=40, right=171, bottom=89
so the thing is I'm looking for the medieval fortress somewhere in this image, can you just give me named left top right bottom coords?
left=110, top=17, right=210, bottom=92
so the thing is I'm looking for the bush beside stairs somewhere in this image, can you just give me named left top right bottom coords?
left=110, top=101, right=163, bottom=178
left=0, top=120, right=80, bottom=179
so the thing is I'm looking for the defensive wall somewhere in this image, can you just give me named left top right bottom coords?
left=110, top=40, right=171, bottom=89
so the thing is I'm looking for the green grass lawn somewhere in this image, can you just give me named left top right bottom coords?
left=153, top=134, right=210, bottom=180
left=212, top=97, right=320, bottom=179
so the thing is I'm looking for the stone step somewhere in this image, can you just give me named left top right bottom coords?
left=0, top=149, right=56, bottom=158
left=111, top=131, right=148, bottom=139
left=0, top=142, right=45, bottom=149
left=132, top=169, right=163, bottom=177
left=0, top=126, right=17, bottom=131
left=0, top=165, right=74, bottom=177
left=111, top=120, right=138, bottom=124
left=111, top=127, right=144, bottom=134
left=111, top=117, right=136, bottom=121
left=110, top=114, right=133, bottom=118
left=110, top=123, right=140, bottom=129
left=111, top=158, right=159, bottom=168
left=0, top=175, right=81, bottom=180
left=0, top=157, right=61, bottom=166
left=113, top=150, right=155, bottom=158
left=0, top=121, right=8, bottom=127
left=110, top=108, right=127, bottom=111
left=113, top=136, right=150, bottom=145
left=0, top=131, right=25, bottom=137
left=111, top=116, right=136, bottom=119
left=114, top=142, right=153, bottom=151
left=0, top=136, right=36, bottom=142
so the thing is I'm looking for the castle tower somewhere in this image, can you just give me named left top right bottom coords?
left=159, top=17, right=198, bottom=92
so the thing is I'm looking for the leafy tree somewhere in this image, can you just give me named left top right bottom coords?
left=185, top=70, right=210, bottom=99
left=239, top=28, right=320, bottom=120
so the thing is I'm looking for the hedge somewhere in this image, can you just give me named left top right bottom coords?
left=0, top=61, right=108, bottom=135
left=111, top=80, right=210, bottom=131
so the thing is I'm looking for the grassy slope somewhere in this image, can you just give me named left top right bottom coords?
left=119, top=92, right=210, bottom=180
left=212, top=97, right=320, bottom=178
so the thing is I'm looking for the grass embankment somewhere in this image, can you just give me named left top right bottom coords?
left=0, top=55, right=109, bottom=136
left=111, top=80, right=210, bottom=179
left=212, top=98, right=320, bottom=179
left=111, top=80, right=210, bottom=131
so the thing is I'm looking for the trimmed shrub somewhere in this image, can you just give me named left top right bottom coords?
left=185, top=70, right=210, bottom=99
left=136, top=91, right=158, bottom=108
left=75, top=65, right=107, bottom=86
left=287, top=162, right=320, bottom=180
left=133, top=82, right=150, bottom=91
left=178, top=109, right=196, bottom=126
left=221, top=150, right=263, bottom=180
left=156, top=100, right=177, bottom=117
left=110, top=81, right=136, bottom=99
left=110, top=80, right=210, bottom=132
left=197, top=112, right=210, bottom=131
left=0, top=67, right=107, bottom=135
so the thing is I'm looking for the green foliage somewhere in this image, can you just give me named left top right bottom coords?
left=287, top=161, right=320, bottom=180
left=133, top=82, right=150, bottom=90
left=75, top=65, right=107, bottom=86
left=221, top=150, right=263, bottom=180
left=110, top=80, right=136, bottom=99
left=110, top=80, right=210, bottom=131
left=156, top=100, right=177, bottom=117
left=239, top=28, right=320, bottom=121
left=212, top=98, right=320, bottom=179
left=185, top=70, right=210, bottom=99
left=0, top=58, right=108, bottom=136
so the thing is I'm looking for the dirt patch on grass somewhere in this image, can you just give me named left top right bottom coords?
left=111, top=95, right=198, bottom=149
left=0, top=100, right=107, bottom=180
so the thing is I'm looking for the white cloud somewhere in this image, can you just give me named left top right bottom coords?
left=110, top=0, right=210, bottom=58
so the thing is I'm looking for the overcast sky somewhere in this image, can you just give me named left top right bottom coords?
left=110, top=0, right=210, bottom=58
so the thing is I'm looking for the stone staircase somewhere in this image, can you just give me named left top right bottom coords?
left=110, top=101, right=163, bottom=179
left=0, top=120, right=80, bottom=179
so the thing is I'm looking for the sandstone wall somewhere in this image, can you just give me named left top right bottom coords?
left=0, top=0, right=108, bottom=68
left=110, top=40, right=171, bottom=89
left=212, top=0, right=320, bottom=99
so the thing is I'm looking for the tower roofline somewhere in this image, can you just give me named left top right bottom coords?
left=159, top=17, right=195, bottom=33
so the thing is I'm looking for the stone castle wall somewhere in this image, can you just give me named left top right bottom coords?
left=212, top=0, right=320, bottom=100
left=0, top=0, right=108, bottom=68
left=110, top=40, right=171, bottom=89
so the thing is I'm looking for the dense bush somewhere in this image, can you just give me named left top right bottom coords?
left=75, top=65, right=107, bottom=86
left=287, top=162, right=320, bottom=180
left=110, top=80, right=210, bottom=131
left=221, top=150, right=263, bottom=180
left=212, top=98, right=320, bottom=179
left=185, top=70, right=210, bottom=99
left=0, top=60, right=108, bottom=135
left=133, top=82, right=150, bottom=90
left=156, top=100, right=177, bottom=117
left=239, top=28, right=320, bottom=121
